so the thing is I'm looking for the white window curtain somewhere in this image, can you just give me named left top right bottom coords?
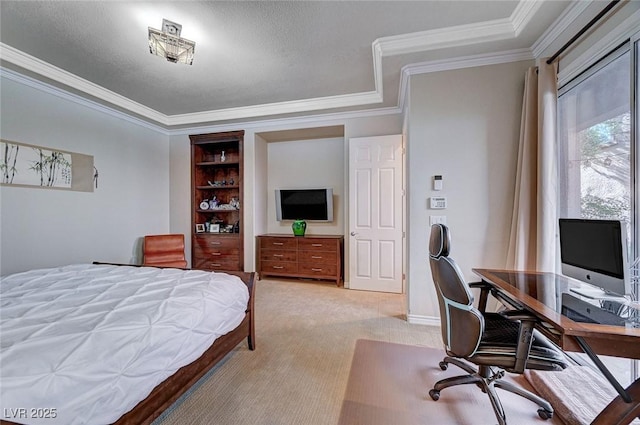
left=506, top=61, right=558, bottom=272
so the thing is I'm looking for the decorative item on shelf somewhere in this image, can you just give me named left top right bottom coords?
left=233, top=221, right=240, bottom=233
left=209, top=223, right=220, bottom=233
left=208, top=196, right=219, bottom=209
left=229, top=197, right=240, bottom=209
left=207, top=180, right=215, bottom=187
left=200, top=200, right=209, bottom=210
left=292, top=219, right=307, bottom=237
left=220, top=150, right=226, bottom=162
left=204, top=221, right=210, bottom=232
left=195, top=223, right=205, bottom=233
left=229, top=177, right=235, bottom=185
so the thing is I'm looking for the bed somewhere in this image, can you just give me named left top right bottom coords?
left=0, top=264, right=256, bottom=425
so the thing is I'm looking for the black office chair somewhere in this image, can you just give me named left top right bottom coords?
left=427, top=223, right=568, bottom=425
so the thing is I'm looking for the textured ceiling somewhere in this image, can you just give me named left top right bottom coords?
left=0, top=1, right=573, bottom=127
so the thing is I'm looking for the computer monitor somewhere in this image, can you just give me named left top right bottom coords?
left=559, top=218, right=630, bottom=300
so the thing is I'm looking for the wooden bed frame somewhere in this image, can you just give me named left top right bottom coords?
left=1, top=268, right=256, bottom=425
left=116, top=270, right=256, bottom=425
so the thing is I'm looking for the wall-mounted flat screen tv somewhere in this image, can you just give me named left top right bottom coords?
left=275, top=188, right=333, bottom=222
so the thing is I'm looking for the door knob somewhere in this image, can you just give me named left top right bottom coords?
left=350, top=231, right=357, bottom=236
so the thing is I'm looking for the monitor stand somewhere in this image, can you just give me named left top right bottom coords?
left=570, top=286, right=627, bottom=301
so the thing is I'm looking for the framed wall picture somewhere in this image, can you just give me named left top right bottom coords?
left=209, top=223, right=220, bottom=233
left=195, top=223, right=205, bottom=233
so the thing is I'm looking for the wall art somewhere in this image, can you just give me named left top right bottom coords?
left=1, top=139, right=94, bottom=192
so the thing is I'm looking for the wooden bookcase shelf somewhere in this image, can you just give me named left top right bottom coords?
left=190, top=130, right=244, bottom=272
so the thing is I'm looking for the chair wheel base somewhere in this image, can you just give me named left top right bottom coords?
left=429, top=389, right=440, bottom=401
left=537, top=408, right=553, bottom=420
left=439, top=361, right=448, bottom=370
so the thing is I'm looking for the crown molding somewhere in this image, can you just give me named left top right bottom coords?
left=558, top=8, right=640, bottom=87
left=1, top=65, right=398, bottom=138
left=165, top=91, right=383, bottom=127
left=531, top=0, right=593, bottom=59
left=374, top=0, right=542, bottom=57
left=0, top=66, right=169, bottom=135
left=0, top=1, right=556, bottom=128
left=397, top=48, right=534, bottom=112
left=0, top=43, right=168, bottom=125
left=167, top=105, right=403, bottom=136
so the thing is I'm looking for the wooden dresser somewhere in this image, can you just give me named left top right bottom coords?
left=193, top=234, right=241, bottom=271
left=257, top=234, right=343, bottom=285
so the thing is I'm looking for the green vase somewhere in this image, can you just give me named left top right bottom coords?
left=292, top=219, right=307, bottom=236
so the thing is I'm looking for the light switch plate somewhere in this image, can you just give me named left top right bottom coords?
left=429, top=215, right=447, bottom=226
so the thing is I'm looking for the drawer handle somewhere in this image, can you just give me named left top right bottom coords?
left=210, top=241, right=221, bottom=246
left=273, top=254, right=284, bottom=257
left=311, top=268, right=323, bottom=272
left=272, top=266, right=284, bottom=269
left=312, top=244, right=323, bottom=247
left=273, top=242, right=284, bottom=246
left=211, top=252, right=221, bottom=256
left=210, top=263, right=222, bottom=267
left=311, top=256, right=323, bottom=259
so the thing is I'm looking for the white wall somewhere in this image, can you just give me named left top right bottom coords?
left=1, top=75, right=170, bottom=275
left=406, top=60, right=532, bottom=322
left=266, top=137, right=344, bottom=235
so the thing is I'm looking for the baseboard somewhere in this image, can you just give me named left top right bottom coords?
left=406, top=314, right=440, bottom=326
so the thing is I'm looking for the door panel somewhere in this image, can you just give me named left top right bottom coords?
left=349, top=135, right=403, bottom=293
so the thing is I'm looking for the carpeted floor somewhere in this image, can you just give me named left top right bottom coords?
left=153, top=278, right=559, bottom=425
left=339, top=339, right=564, bottom=425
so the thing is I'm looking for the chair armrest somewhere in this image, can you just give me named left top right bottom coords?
left=468, top=281, right=491, bottom=289
left=499, top=309, right=539, bottom=323
left=498, top=310, right=539, bottom=373
left=469, top=281, right=492, bottom=313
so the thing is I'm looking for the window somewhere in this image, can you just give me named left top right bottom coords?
left=558, top=40, right=638, bottom=384
left=558, top=47, right=631, bottom=224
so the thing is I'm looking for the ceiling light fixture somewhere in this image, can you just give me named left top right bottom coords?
left=148, top=19, right=195, bottom=65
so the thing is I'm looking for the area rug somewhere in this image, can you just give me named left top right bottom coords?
left=338, top=339, right=564, bottom=425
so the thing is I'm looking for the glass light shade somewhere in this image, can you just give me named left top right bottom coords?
left=148, top=27, right=195, bottom=65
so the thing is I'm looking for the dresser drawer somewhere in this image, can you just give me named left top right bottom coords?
left=298, top=250, right=337, bottom=264
left=194, top=236, right=240, bottom=250
left=298, top=238, right=337, bottom=252
left=298, top=263, right=338, bottom=277
left=260, top=237, right=297, bottom=250
left=194, top=246, right=240, bottom=259
left=260, top=250, right=297, bottom=262
left=260, top=261, right=298, bottom=274
left=193, top=256, right=241, bottom=271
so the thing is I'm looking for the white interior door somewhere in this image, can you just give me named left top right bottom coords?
left=348, top=135, right=403, bottom=293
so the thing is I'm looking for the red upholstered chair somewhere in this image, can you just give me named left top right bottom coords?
left=142, top=234, right=188, bottom=268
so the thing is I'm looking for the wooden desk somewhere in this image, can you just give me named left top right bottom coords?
left=473, top=269, right=640, bottom=425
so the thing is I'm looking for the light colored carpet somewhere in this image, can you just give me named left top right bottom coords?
left=153, top=278, right=557, bottom=425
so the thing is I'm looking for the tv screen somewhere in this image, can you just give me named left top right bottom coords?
left=275, top=188, right=333, bottom=221
left=559, top=218, right=629, bottom=297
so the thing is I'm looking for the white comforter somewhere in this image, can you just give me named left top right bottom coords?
left=0, top=264, right=249, bottom=425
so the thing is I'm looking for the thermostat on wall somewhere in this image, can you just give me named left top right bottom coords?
left=429, top=197, right=447, bottom=209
